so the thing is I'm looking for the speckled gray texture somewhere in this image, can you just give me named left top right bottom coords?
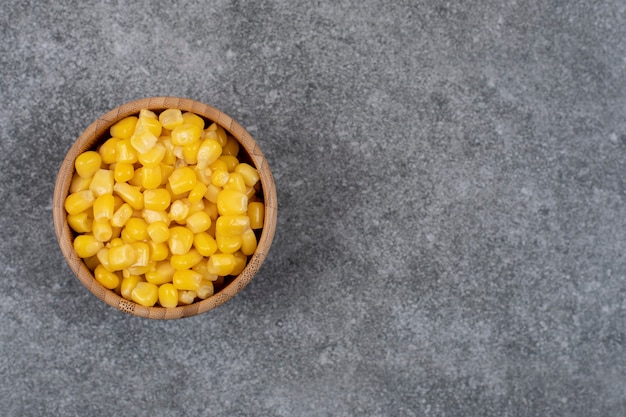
left=1, top=0, right=625, bottom=415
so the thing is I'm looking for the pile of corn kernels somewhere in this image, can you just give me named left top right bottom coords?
left=64, top=108, right=264, bottom=307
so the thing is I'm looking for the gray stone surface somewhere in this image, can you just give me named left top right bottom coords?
left=1, top=0, right=625, bottom=415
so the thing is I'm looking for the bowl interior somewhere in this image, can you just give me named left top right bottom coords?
left=53, top=97, right=277, bottom=319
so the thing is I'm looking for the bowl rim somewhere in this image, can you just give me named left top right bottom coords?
left=53, top=96, right=277, bottom=319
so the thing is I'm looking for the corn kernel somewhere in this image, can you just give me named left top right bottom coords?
left=138, top=143, right=166, bottom=167
left=206, top=123, right=228, bottom=146
left=209, top=158, right=228, bottom=173
left=128, top=166, right=143, bottom=187
left=183, top=140, right=201, bottom=165
left=136, top=115, right=162, bottom=137
left=216, top=215, right=250, bottom=237
left=124, top=217, right=149, bottom=241
left=131, top=282, right=159, bottom=307
left=142, top=209, right=170, bottom=225
left=168, top=226, right=194, bottom=255
left=113, top=162, right=134, bottom=183
left=159, top=108, right=184, bottom=130
left=194, top=166, right=213, bottom=185
left=110, top=116, right=138, bottom=139
left=217, top=189, right=248, bottom=215
left=196, top=139, right=222, bottom=170
left=170, top=249, right=204, bottom=270
left=98, top=137, right=121, bottom=164
left=192, top=261, right=218, bottom=281
left=204, top=184, right=221, bottom=204
left=115, top=138, right=138, bottom=164
left=96, top=247, right=113, bottom=271
left=231, top=251, right=248, bottom=275
left=241, top=229, right=258, bottom=255
left=121, top=275, right=142, bottom=300
left=172, top=269, right=203, bottom=291
left=94, top=264, right=120, bottom=290
left=139, top=109, right=158, bottom=120
left=168, top=166, right=197, bottom=195
left=145, top=260, right=176, bottom=285
left=141, top=165, right=162, bottom=189
left=235, top=163, right=260, bottom=187
left=158, top=283, right=178, bottom=308
left=131, top=242, right=150, bottom=267
left=107, top=243, right=137, bottom=271
left=248, top=202, right=264, bottom=229
left=93, top=194, right=114, bottom=222
left=65, top=190, right=95, bottom=215
left=130, top=125, right=158, bottom=154
left=108, top=237, right=124, bottom=248
left=75, top=151, right=102, bottom=179
left=147, top=240, right=169, bottom=261
left=142, top=188, right=171, bottom=212
left=70, top=172, right=92, bottom=193
left=193, top=232, right=217, bottom=257
left=207, top=253, right=236, bottom=276
left=185, top=211, right=212, bottom=234
left=88, top=169, right=114, bottom=197
left=67, top=211, right=93, bottom=233
left=217, top=234, right=242, bottom=253
left=211, top=169, right=230, bottom=187
left=187, top=183, right=207, bottom=204
left=113, top=182, right=144, bottom=210
left=182, top=111, right=205, bottom=129
left=171, top=123, right=202, bottom=146
left=146, top=221, right=170, bottom=243
left=178, top=290, right=196, bottom=305
left=221, top=136, right=240, bottom=156
left=197, top=280, right=214, bottom=299
left=92, top=220, right=113, bottom=242
left=223, top=172, right=247, bottom=193
left=110, top=203, right=133, bottom=227
left=169, top=199, right=190, bottom=224
left=219, top=155, right=239, bottom=172
left=74, top=234, right=104, bottom=258
left=160, top=163, right=175, bottom=186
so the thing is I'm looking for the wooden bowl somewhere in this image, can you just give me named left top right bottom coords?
left=53, top=97, right=277, bottom=319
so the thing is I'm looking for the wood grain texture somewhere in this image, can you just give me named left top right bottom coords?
left=52, top=97, right=277, bottom=319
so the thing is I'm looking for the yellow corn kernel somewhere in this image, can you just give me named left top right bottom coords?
left=147, top=240, right=169, bottom=261
left=128, top=167, right=143, bottom=187
left=142, top=209, right=170, bottom=225
left=185, top=211, right=212, bottom=234
left=107, top=243, right=137, bottom=271
left=160, top=163, right=175, bottom=186
left=139, top=109, right=158, bottom=120
left=75, top=151, right=102, bottom=179
left=248, top=202, right=264, bottom=229
left=223, top=172, right=247, bottom=193
left=65, top=190, right=95, bottom=215
left=209, top=158, right=228, bottom=173
left=172, top=269, right=203, bottom=291
left=170, top=249, right=204, bottom=270
left=235, top=163, right=260, bottom=187
left=204, top=202, right=219, bottom=220
left=158, top=108, right=184, bottom=130
left=221, top=136, right=240, bottom=156
left=159, top=137, right=177, bottom=164
left=146, top=221, right=170, bottom=243
left=70, top=172, right=92, bottom=193
left=168, top=166, right=197, bottom=195
left=196, top=139, right=222, bottom=170
left=115, top=138, right=138, bottom=164
left=110, top=116, right=138, bottom=139
left=197, top=280, right=214, bottom=299
left=110, top=203, right=133, bottom=227
left=88, top=169, right=114, bottom=197
left=169, top=199, right=190, bottom=224
left=126, top=261, right=155, bottom=277
left=194, top=166, right=213, bottom=185
left=216, top=215, right=250, bottom=237
left=96, top=247, right=113, bottom=271
left=241, top=229, right=257, bottom=255
left=108, top=237, right=124, bottom=248
left=138, top=143, right=166, bottom=167
left=217, top=189, right=248, bottom=215
left=94, top=264, right=120, bottom=290
left=183, top=140, right=201, bottom=165
left=130, top=125, right=158, bottom=154
left=112, top=195, right=124, bottom=211
left=207, top=123, right=228, bottom=146
left=136, top=115, right=162, bottom=136
left=67, top=211, right=93, bottom=233
left=187, top=182, right=208, bottom=204
left=219, top=155, right=239, bottom=172
left=217, top=234, right=242, bottom=253
left=113, top=182, right=144, bottom=210
left=92, top=220, right=113, bottom=242
left=193, top=232, right=218, bottom=257
left=207, top=253, right=236, bottom=276
left=142, top=188, right=171, bottom=211
left=171, top=123, right=202, bottom=146
left=121, top=275, right=142, bottom=300
left=192, top=261, right=218, bottom=281
left=93, top=194, right=115, bottom=222
left=231, top=251, right=248, bottom=275
left=145, top=260, right=176, bottom=285
left=204, top=184, right=221, bottom=204
left=98, top=137, right=121, bottom=164
left=131, top=242, right=150, bottom=267
left=74, top=234, right=104, bottom=258
left=124, top=217, right=149, bottom=241
left=113, top=162, right=134, bottom=183
left=178, top=290, right=196, bottom=305
left=158, top=283, right=178, bottom=308
left=141, top=165, right=162, bottom=189
left=211, top=169, right=229, bottom=188
left=182, top=111, right=205, bottom=129
left=131, top=282, right=159, bottom=307
left=168, top=226, right=194, bottom=255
